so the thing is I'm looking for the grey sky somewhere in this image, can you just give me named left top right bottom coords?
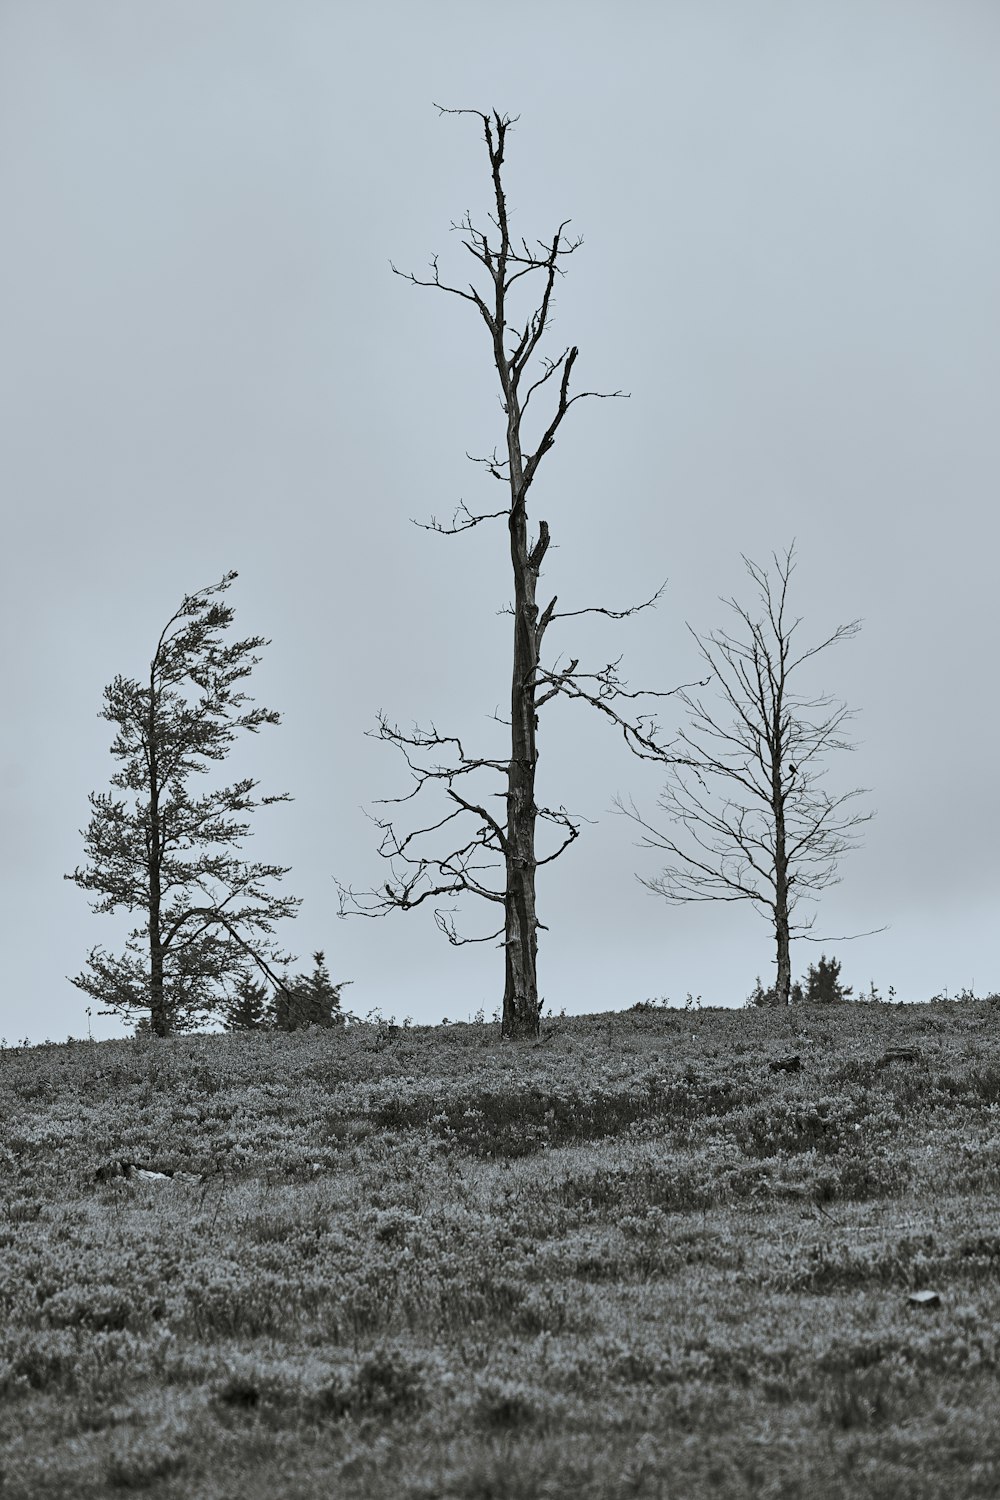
left=2, top=2, right=998, bottom=1044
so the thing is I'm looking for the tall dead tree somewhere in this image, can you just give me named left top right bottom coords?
left=339, top=108, right=695, bottom=1038
left=617, top=545, right=879, bottom=1005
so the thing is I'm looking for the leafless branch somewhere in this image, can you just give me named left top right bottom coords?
left=434, top=908, right=506, bottom=946
left=466, top=448, right=511, bottom=483
left=800, top=925, right=890, bottom=942
left=535, top=806, right=582, bottom=866
left=533, top=654, right=712, bottom=762
left=368, top=716, right=506, bottom=805
left=412, top=499, right=510, bottom=535
left=550, top=582, right=667, bottom=624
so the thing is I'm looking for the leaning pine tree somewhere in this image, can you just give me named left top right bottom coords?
left=66, top=572, right=300, bottom=1037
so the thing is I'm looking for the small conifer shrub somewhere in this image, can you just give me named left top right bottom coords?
left=274, top=951, right=345, bottom=1032
left=802, top=954, right=853, bottom=1004
left=747, top=954, right=852, bottom=1006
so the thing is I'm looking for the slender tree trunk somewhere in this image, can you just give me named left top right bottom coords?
left=773, top=896, right=792, bottom=1006
left=501, top=390, right=545, bottom=1039
left=772, top=756, right=792, bottom=1006
left=149, top=919, right=167, bottom=1036
left=147, top=683, right=168, bottom=1037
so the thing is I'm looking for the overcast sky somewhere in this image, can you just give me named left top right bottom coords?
left=2, top=1, right=998, bottom=1045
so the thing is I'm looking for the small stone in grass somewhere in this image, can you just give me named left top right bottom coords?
left=93, top=1158, right=202, bottom=1184
left=908, top=1290, right=941, bottom=1308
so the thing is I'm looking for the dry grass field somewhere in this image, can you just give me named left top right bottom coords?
left=1, top=998, right=999, bottom=1498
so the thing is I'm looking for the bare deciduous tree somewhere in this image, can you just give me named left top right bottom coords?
left=617, top=545, right=879, bottom=1006
left=338, top=107, right=694, bottom=1038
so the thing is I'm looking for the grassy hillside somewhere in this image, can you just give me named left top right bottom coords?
left=1, top=999, right=999, bottom=1499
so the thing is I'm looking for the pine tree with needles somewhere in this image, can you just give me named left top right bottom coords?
left=802, top=954, right=853, bottom=1004
left=66, top=572, right=300, bottom=1036
left=274, top=951, right=346, bottom=1032
left=223, top=972, right=276, bottom=1031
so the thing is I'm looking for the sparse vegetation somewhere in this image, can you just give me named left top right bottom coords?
left=748, top=953, right=856, bottom=1006
left=1, top=998, right=999, bottom=1497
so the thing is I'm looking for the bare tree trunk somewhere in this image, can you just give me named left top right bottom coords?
left=771, top=713, right=792, bottom=1006
left=773, top=892, right=792, bottom=1006
left=502, top=393, right=547, bottom=1038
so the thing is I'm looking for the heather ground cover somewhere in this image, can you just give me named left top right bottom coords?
left=1, top=999, right=998, bottom=1499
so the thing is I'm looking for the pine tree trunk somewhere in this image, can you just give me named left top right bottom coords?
left=149, top=922, right=168, bottom=1037
left=147, top=685, right=169, bottom=1037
